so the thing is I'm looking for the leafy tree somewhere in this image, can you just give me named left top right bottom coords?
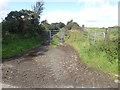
left=58, top=22, right=65, bottom=28
left=41, top=20, right=51, bottom=30
left=2, top=0, right=45, bottom=37
left=41, top=20, right=65, bottom=30
left=3, top=11, right=43, bottom=38
left=2, top=11, right=23, bottom=36
left=41, top=20, right=48, bottom=24
left=67, top=19, right=73, bottom=25
left=50, top=23, right=59, bottom=30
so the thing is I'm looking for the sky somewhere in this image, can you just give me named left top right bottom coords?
left=0, top=0, right=119, bottom=27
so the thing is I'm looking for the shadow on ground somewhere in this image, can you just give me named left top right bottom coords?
left=2, top=40, right=50, bottom=63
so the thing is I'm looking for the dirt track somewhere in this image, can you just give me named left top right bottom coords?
left=2, top=43, right=118, bottom=88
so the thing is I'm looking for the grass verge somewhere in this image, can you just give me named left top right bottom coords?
left=50, top=35, right=59, bottom=47
left=66, top=30, right=118, bottom=78
left=2, top=34, right=47, bottom=59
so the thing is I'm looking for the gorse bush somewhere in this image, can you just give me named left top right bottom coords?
left=65, top=20, right=81, bottom=30
left=2, top=10, right=40, bottom=37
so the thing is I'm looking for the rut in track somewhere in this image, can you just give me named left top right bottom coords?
left=2, top=43, right=118, bottom=88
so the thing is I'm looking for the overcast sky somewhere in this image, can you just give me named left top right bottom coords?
left=0, top=0, right=119, bottom=27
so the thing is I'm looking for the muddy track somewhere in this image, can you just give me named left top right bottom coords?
left=2, top=43, right=118, bottom=88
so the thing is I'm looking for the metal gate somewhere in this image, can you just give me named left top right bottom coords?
left=49, top=29, right=65, bottom=43
left=49, top=30, right=60, bottom=40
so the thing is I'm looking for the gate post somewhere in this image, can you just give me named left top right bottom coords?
left=104, top=28, right=110, bottom=42
left=49, top=31, right=51, bottom=40
left=82, top=24, right=84, bottom=31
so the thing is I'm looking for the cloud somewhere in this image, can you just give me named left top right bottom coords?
left=0, top=0, right=75, bottom=2
left=0, top=0, right=118, bottom=27
left=77, top=0, right=119, bottom=4
left=0, top=0, right=9, bottom=11
left=0, top=11, right=10, bottom=22
left=0, top=0, right=119, bottom=2
left=41, top=2, right=118, bottom=27
left=0, top=0, right=10, bottom=22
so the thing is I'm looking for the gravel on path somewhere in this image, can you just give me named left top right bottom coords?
left=2, top=43, right=118, bottom=88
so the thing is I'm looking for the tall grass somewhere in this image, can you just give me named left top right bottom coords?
left=66, top=30, right=118, bottom=78
left=2, top=34, right=47, bottom=59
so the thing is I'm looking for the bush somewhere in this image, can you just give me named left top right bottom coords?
left=65, top=20, right=81, bottom=30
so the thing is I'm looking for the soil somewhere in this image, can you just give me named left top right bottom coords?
left=2, top=42, right=118, bottom=88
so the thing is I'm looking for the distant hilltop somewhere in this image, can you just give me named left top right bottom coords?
left=108, top=25, right=120, bottom=28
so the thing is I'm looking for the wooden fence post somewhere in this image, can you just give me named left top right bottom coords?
left=104, top=28, right=110, bottom=42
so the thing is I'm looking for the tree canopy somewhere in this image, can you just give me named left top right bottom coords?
left=41, top=20, right=65, bottom=30
left=2, top=0, right=44, bottom=38
left=65, top=20, right=81, bottom=30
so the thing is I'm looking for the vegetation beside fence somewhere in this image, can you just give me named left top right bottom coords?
left=65, top=29, right=118, bottom=78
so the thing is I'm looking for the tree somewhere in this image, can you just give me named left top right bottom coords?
left=41, top=20, right=48, bottom=24
left=67, top=19, right=73, bottom=25
left=32, top=0, right=44, bottom=20
left=2, top=9, right=43, bottom=37
left=3, top=11, right=23, bottom=35
left=58, top=22, right=65, bottom=28
left=2, top=0, right=46, bottom=45
left=41, top=20, right=50, bottom=30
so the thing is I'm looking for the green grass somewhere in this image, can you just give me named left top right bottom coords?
left=66, top=30, right=118, bottom=78
left=85, top=27, right=105, bottom=32
left=85, top=27, right=118, bottom=33
left=50, top=35, right=59, bottom=46
left=2, top=34, right=47, bottom=58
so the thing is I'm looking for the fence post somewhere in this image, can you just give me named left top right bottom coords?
left=94, top=32, right=96, bottom=43
left=87, top=31, right=89, bottom=40
left=82, top=24, right=84, bottom=31
left=103, top=32, right=105, bottom=41
left=81, top=24, right=84, bottom=37
left=104, top=28, right=110, bottom=42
